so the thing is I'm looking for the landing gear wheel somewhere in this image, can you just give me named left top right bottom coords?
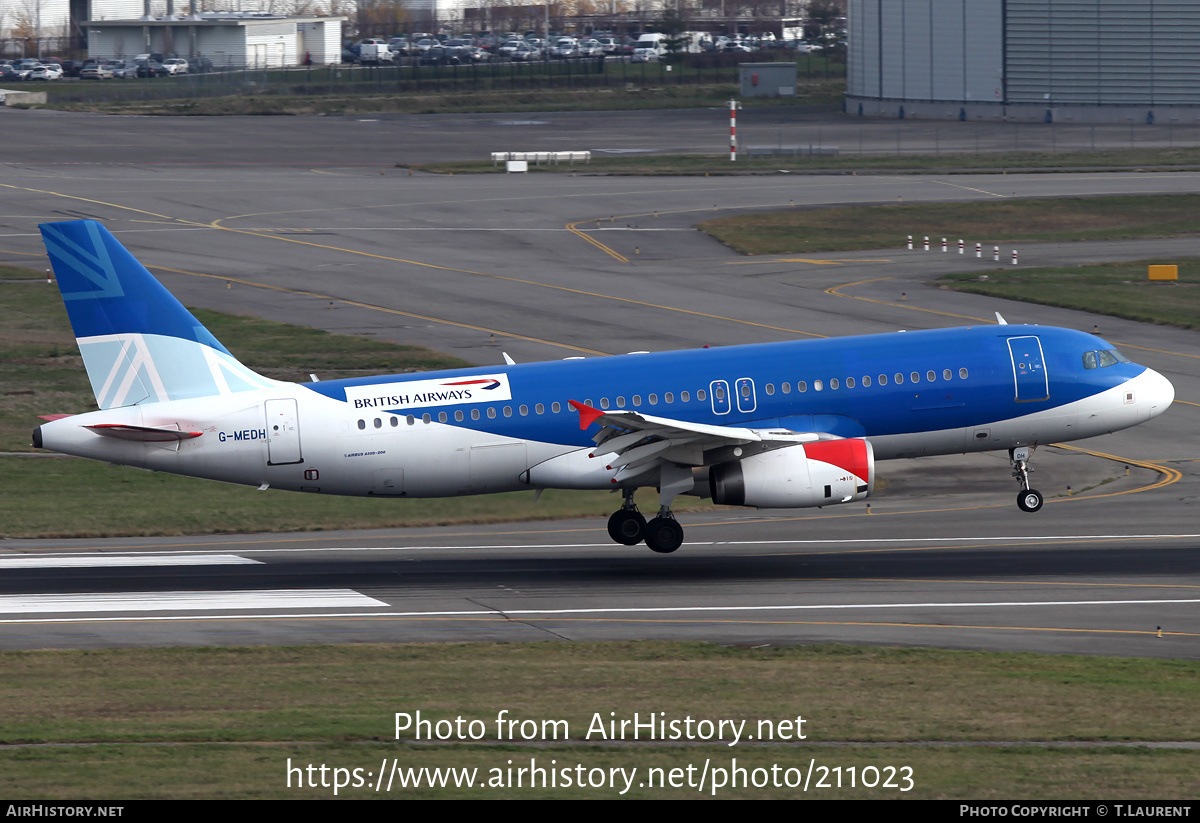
left=643, top=516, right=684, bottom=554
left=1017, top=489, right=1044, bottom=513
left=607, top=508, right=647, bottom=545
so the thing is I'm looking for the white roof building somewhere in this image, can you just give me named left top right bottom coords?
left=86, top=13, right=345, bottom=66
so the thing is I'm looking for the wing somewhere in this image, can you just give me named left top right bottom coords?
left=567, top=400, right=830, bottom=483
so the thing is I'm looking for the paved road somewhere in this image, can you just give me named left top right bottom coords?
left=0, top=107, right=1196, bottom=655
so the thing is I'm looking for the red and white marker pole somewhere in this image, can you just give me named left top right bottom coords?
left=729, top=99, right=739, bottom=162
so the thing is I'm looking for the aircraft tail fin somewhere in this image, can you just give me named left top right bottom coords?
left=39, top=220, right=280, bottom=409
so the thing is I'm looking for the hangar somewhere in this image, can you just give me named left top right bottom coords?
left=846, top=0, right=1200, bottom=123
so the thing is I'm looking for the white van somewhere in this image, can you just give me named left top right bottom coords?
left=634, top=33, right=668, bottom=55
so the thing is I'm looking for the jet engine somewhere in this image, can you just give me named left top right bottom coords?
left=709, top=438, right=874, bottom=508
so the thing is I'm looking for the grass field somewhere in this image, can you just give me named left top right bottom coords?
left=415, top=144, right=1200, bottom=176
left=937, top=260, right=1200, bottom=330
left=1, top=642, right=1196, bottom=799
left=696, top=194, right=1200, bottom=255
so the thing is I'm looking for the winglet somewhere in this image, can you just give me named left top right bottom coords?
left=995, top=311, right=1008, bottom=325
left=568, top=399, right=605, bottom=430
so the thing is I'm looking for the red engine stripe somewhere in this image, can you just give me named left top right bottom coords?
left=803, top=439, right=869, bottom=482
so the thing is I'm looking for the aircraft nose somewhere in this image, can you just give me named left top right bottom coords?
left=1137, top=367, right=1174, bottom=419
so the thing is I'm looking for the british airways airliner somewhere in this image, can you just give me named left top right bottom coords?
left=32, top=220, right=1174, bottom=553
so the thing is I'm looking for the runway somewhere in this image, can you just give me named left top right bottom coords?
left=1, top=106, right=1197, bottom=655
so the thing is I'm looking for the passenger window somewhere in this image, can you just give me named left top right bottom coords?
left=455, top=410, right=464, bottom=422
left=422, top=413, right=431, bottom=424
left=830, top=378, right=839, bottom=390
left=487, top=408, right=496, bottom=419
left=765, top=383, right=775, bottom=395
left=665, top=392, right=674, bottom=403
left=600, top=398, right=610, bottom=409
left=959, top=367, right=968, bottom=379
left=895, top=373, right=904, bottom=385
left=407, top=415, right=416, bottom=426
left=781, top=382, right=791, bottom=394
left=681, top=391, right=690, bottom=402
left=551, top=402, right=560, bottom=413
left=911, top=372, right=920, bottom=383
left=846, top=377, right=855, bottom=388
left=616, top=396, right=626, bottom=408
left=943, top=369, right=952, bottom=380
left=471, top=409, right=480, bottom=420
left=697, top=389, right=706, bottom=401
left=648, top=394, right=657, bottom=405
left=536, top=403, right=544, bottom=414
left=519, top=405, right=528, bottom=416
left=878, top=374, right=887, bottom=385
left=927, top=370, right=936, bottom=382
left=715, top=385, right=725, bottom=400
left=862, top=376, right=871, bottom=387
left=503, top=406, right=512, bottom=417
left=357, top=419, right=366, bottom=430
left=814, top=380, right=823, bottom=391
left=438, top=412, right=447, bottom=423
left=798, top=381, right=807, bottom=392
left=632, top=395, right=641, bottom=406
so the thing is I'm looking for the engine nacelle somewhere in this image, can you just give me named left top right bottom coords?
left=709, top=439, right=874, bottom=508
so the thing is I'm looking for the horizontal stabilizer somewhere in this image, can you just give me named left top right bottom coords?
left=85, top=424, right=203, bottom=442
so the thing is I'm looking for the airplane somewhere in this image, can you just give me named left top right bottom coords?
left=31, top=220, right=1175, bottom=553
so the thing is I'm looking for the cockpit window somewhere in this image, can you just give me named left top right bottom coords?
left=1084, top=349, right=1130, bottom=369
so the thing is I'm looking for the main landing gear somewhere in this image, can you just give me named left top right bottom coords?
left=1010, top=446, right=1044, bottom=513
left=606, top=490, right=684, bottom=553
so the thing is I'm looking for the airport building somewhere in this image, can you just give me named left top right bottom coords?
left=1, top=2, right=351, bottom=62
left=85, top=12, right=345, bottom=67
left=846, top=0, right=1200, bottom=123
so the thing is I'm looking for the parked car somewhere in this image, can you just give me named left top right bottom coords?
left=163, top=58, right=188, bottom=75
left=630, top=47, right=660, bottom=63
left=27, top=64, right=63, bottom=80
left=512, top=43, right=543, bottom=61
left=110, top=62, right=137, bottom=79
left=135, top=60, right=170, bottom=78
left=419, top=46, right=461, bottom=66
left=497, top=39, right=523, bottom=58
left=80, top=62, right=116, bottom=80
left=550, top=37, right=578, bottom=58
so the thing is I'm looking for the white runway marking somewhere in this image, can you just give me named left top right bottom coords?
left=0, top=589, right=386, bottom=615
left=0, top=554, right=261, bottom=568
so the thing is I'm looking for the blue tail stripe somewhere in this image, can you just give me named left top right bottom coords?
left=40, top=220, right=230, bottom=355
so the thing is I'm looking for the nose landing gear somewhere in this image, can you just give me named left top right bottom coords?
left=1011, top=446, right=1044, bottom=513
